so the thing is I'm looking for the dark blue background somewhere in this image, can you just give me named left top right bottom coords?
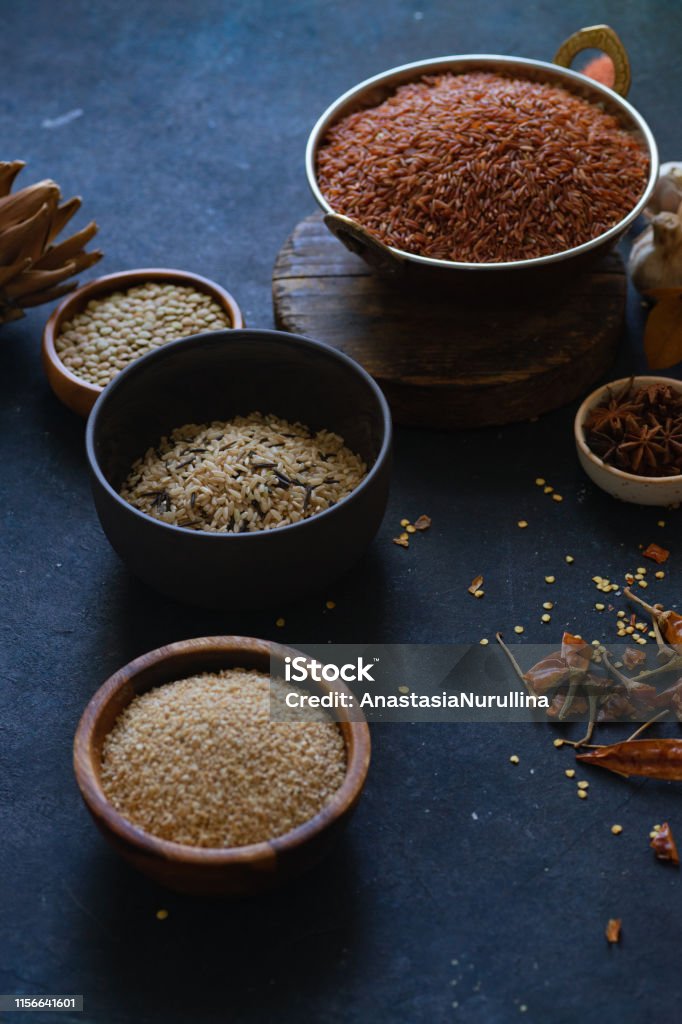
left=1, top=2, right=680, bottom=1022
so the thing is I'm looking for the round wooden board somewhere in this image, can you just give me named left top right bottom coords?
left=272, top=213, right=627, bottom=429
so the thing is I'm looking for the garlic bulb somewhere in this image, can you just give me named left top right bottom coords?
left=629, top=202, right=682, bottom=292
left=647, top=162, right=682, bottom=216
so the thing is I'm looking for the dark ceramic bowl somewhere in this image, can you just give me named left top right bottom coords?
left=85, top=329, right=392, bottom=609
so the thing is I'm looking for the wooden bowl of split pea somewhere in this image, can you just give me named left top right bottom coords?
left=42, top=267, right=244, bottom=417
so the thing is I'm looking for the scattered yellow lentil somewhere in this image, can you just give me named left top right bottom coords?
left=545, top=576, right=555, bottom=584
left=578, top=790, right=588, bottom=800
left=552, top=494, right=563, bottom=503
left=595, top=603, right=605, bottom=611
left=637, top=567, right=647, bottom=575
left=543, top=601, right=554, bottom=610
left=276, top=617, right=286, bottom=628
left=655, top=571, right=665, bottom=579
left=658, top=520, right=666, bottom=527
left=474, top=589, right=484, bottom=599
left=617, top=611, right=626, bottom=619
left=565, top=769, right=576, bottom=778
left=406, top=525, right=416, bottom=534
left=553, top=738, right=564, bottom=748
left=578, top=780, right=589, bottom=790
left=514, top=626, right=524, bottom=634
left=518, top=520, right=528, bottom=528
left=565, top=555, right=574, bottom=563
left=479, top=638, right=489, bottom=646
left=535, top=478, right=546, bottom=486
left=639, top=580, right=648, bottom=589
left=398, top=685, right=410, bottom=694
left=611, top=825, right=623, bottom=835
left=325, top=600, right=336, bottom=610
left=544, top=486, right=553, bottom=494
left=509, top=755, right=520, bottom=765
left=541, top=614, right=551, bottom=623
left=400, top=518, right=410, bottom=527
left=156, top=909, right=169, bottom=920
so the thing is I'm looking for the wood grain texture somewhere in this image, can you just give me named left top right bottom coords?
left=272, top=213, right=627, bottom=429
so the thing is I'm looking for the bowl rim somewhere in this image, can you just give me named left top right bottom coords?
left=85, top=327, right=393, bottom=541
left=574, top=375, right=682, bottom=484
left=42, top=267, right=245, bottom=399
left=73, top=636, right=371, bottom=866
left=306, top=52, right=659, bottom=271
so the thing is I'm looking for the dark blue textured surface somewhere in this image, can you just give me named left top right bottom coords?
left=1, top=2, right=681, bottom=1022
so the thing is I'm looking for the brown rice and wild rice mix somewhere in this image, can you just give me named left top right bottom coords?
left=317, top=71, right=649, bottom=263
left=119, top=412, right=367, bottom=531
left=100, top=668, right=347, bottom=848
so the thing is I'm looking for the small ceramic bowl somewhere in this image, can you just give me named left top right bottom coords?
left=42, top=268, right=244, bottom=417
left=73, top=636, right=371, bottom=896
left=574, top=375, right=682, bottom=506
left=86, top=328, right=392, bottom=608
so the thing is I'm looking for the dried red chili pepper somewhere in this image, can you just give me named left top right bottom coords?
left=524, top=653, right=571, bottom=694
left=623, top=646, right=646, bottom=670
left=650, top=822, right=680, bottom=865
left=597, top=691, right=639, bottom=722
left=642, top=542, right=670, bottom=564
left=653, top=678, right=682, bottom=719
left=601, top=650, right=657, bottom=706
left=576, top=738, right=682, bottom=779
left=561, top=632, right=592, bottom=671
left=625, top=588, right=682, bottom=650
left=605, top=918, right=622, bottom=944
left=546, top=691, right=589, bottom=718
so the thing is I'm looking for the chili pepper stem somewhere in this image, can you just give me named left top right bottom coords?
left=626, top=709, right=670, bottom=742
left=574, top=691, right=598, bottom=747
left=651, top=615, right=676, bottom=663
left=564, top=739, right=603, bottom=749
left=558, top=677, right=579, bottom=720
left=602, top=650, right=636, bottom=691
left=623, top=587, right=663, bottom=619
left=633, top=655, right=682, bottom=683
left=495, top=632, right=535, bottom=698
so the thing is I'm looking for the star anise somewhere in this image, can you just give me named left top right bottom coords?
left=617, top=422, right=667, bottom=474
left=585, top=380, right=682, bottom=477
left=659, top=416, right=682, bottom=464
left=584, top=382, right=643, bottom=437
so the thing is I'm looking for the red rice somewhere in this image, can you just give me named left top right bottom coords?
left=316, top=72, right=649, bottom=263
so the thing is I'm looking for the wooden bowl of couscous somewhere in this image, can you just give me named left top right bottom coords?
left=42, top=267, right=244, bottom=417
left=73, top=636, right=371, bottom=896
